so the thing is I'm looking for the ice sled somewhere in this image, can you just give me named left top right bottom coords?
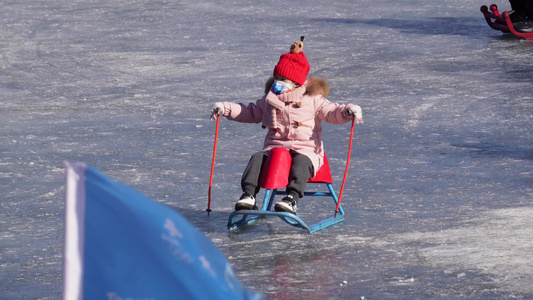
left=227, top=147, right=346, bottom=233
left=480, top=4, right=533, bottom=39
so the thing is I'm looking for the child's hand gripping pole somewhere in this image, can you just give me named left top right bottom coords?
left=207, top=113, right=221, bottom=216
left=335, top=117, right=356, bottom=217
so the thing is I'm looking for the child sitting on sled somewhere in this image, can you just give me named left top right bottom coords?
left=211, top=37, right=363, bottom=214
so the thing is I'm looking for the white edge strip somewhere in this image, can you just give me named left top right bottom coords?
left=63, top=161, right=87, bottom=300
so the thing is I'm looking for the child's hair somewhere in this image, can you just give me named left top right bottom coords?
left=305, top=76, right=330, bottom=97
left=264, top=77, right=276, bottom=94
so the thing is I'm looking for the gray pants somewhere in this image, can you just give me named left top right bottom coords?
left=241, top=150, right=313, bottom=202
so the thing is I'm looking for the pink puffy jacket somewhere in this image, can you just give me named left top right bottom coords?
left=222, top=80, right=353, bottom=176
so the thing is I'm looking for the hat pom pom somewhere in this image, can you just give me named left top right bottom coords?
left=290, top=36, right=305, bottom=53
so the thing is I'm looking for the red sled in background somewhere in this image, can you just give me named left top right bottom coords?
left=480, top=4, right=533, bottom=39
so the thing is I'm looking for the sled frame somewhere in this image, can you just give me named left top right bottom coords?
left=227, top=183, right=345, bottom=233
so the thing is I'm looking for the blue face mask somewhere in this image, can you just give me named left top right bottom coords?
left=271, top=80, right=294, bottom=94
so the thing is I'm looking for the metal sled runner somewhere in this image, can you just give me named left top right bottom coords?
left=227, top=147, right=345, bottom=233
left=480, top=4, right=533, bottom=39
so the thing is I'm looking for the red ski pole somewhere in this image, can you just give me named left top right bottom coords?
left=207, top=114, right=220, bottom=216
left=335, top=117, right=355, bottom=217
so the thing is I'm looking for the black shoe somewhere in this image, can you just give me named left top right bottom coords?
left=513, top=20, right=533, bottom=33
left=274, top=195, right=297, bottom=214
left=235, top=193, right=257, bottom=211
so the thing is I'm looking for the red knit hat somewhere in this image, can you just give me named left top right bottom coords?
left=273, top=37, right=310, bottom=86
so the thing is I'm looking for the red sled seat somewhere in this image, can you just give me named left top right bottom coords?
left=258, top=147, right=333, bottom=189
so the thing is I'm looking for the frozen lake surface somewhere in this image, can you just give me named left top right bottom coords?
left=1, top=0, right=532, bottom=299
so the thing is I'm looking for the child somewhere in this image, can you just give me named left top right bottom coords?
left=211, top=37, right=363, bottom=214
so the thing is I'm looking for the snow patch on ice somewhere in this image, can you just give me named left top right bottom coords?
left=391, top=208, right=533, bottom=293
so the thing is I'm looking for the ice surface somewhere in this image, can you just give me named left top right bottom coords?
left=1, top=0, right=532, bottom=299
